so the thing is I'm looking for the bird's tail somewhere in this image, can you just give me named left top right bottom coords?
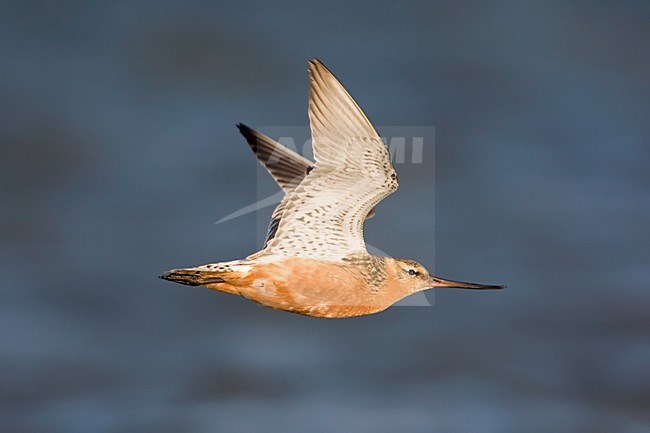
left=160, top=268, right=225, bottom=286
left=160, top=260, right=253, bottom=294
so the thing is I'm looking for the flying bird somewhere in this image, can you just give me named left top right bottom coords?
left=161, top=59, right=504, bottom=318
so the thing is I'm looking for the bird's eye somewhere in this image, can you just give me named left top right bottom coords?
left=408, top=269, right=418, bottom=276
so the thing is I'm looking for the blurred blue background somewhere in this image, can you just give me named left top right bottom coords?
left=1, top=1, right=649, bottom=432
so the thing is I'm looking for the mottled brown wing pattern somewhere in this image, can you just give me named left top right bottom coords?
left=249, top=59, right=398, bottom=261
left=251, top=144, right=396, bottom=260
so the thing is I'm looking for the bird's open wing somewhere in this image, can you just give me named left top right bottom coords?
left=249, top=59, right=397, bottom=261
left=238, top=122, right=378, bottom=248
left=237, top=124, right=313, bottom=246
left=237, top=123, right=313, bottom=192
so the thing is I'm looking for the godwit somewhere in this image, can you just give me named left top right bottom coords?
left=161, top=59, right=504, bottom=318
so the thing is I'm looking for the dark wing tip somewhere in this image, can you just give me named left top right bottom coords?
left=237, top=123, right=258, bottom=146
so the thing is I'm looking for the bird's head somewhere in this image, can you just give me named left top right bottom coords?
left=391, top=258, right=433, bottom=293
left=391, top=258, right=505, bottom=294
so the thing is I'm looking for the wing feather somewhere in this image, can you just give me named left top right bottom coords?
left=237, top=123, right=312, bottom=191
left=249, top=60, right=396, bottom=260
